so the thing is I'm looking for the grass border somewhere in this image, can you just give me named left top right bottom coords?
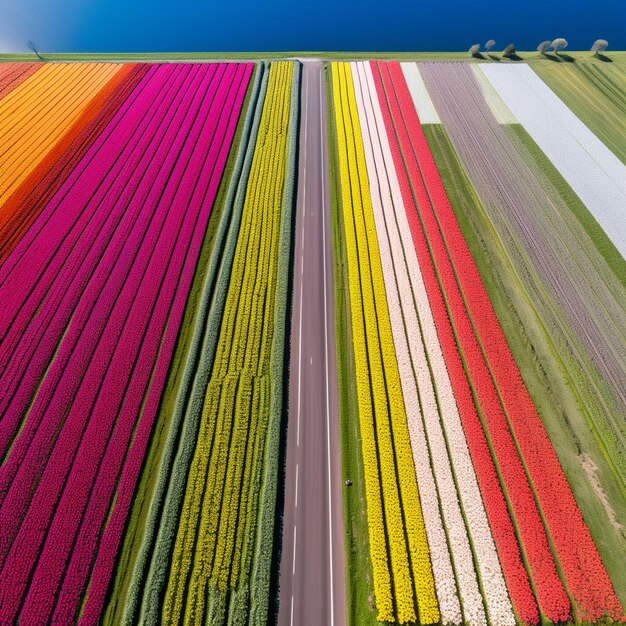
left=2, top=51, right=625, bottom=63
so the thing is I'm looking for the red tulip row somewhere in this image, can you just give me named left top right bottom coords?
left=0, top=63, right=40, bottom=101
left=0, top=61, right=252, bottom=624
left=373, top=59, right=624, bottom=624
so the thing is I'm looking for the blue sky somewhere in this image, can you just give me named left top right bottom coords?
left=1, top=0, right=625, bottom=52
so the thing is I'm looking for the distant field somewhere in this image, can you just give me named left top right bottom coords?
left=532, top=60, right=626, bottom=164
left=1, top=50, right=626, bottom=62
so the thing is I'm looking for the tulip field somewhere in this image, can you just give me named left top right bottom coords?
left=1, top=51, right=625, bottom=626
left=0, top=60, right=299, bottom=625
left=329, top=60, right=625, bottom=626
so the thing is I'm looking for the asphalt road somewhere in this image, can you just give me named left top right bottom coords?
left=277, top=60, right=346, bottom=626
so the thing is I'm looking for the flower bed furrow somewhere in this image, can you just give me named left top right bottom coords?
left=159, top=61, right=296, bottom=626
left=419, top=62, right=626, bottom=479
left=33, top=64, right=247, bottom=624
left=0, top=63, right=219, bottom=620
left=0, top=64, right=174, bottom=442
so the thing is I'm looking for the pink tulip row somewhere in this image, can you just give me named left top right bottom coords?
left=0, top=61, right=252, bottom=624
left=0, top=62, right=180, bottom=455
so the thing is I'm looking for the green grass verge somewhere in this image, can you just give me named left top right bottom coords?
left=101, top=63, right=259, bottom=626
left=531, top=60, right=626, bottom=164
left=423, top=123, right=626, bottom=610
left=325, top=63, right=379, bottom=626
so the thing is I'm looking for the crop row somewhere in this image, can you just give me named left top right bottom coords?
left=0, top=64, right=148, bottom=265
left=448, top=61, right=626, bottom=439
left=378, top=59, right=571, bottom=621
left=370, top=60, right=546, bottom=625
left=0, top=63, right=40, bottom=100
left=482, top=64, right=626, bottom=260
left=349, top=59, right=462, bottom=626
left=333, top=58, right=624, bottom=624
left=416, top=61, right=625, bottom=622
left=332, top=61, right=440, bottom=625
left=117, top=62, right=264, bottom=626
left=0, top=63, right=123, bottom=210
left=0, top=62, right=251, bottom=624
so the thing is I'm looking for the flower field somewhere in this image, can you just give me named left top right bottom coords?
left=330, top=60, right=625, bottom=625
left=417, top=60, right=626, bottom=518
left=1, top=52, right=625, bottom=626
left=0, top=60, right=299, bottom=625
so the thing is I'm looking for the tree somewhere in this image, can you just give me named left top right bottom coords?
left=485, top=39, right=496, bottom=52
left=469, top=44, right=481, bottom=57
left=27, top=40, right=44, bottom=61
left=551, top=38, right=568, bottom=54
left=502, top=43, right=516, bottom=58
left=591, top=39, right=608, bottom=55
left=537, top=40, right=552, bottom=54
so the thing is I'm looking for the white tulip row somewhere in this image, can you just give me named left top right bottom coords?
left=352, top=61, right=516, bottom=626
left=399, top=62, right=441, bottom=124
left=479, top=63, right=626, bottom=259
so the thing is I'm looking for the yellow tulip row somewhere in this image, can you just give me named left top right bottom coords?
left=331, top=62, right=440, bottom=624
left=162, top=62, right=294, bottom=625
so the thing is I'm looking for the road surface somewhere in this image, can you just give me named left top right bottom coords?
left=278, top=60, right=346, bottom=626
